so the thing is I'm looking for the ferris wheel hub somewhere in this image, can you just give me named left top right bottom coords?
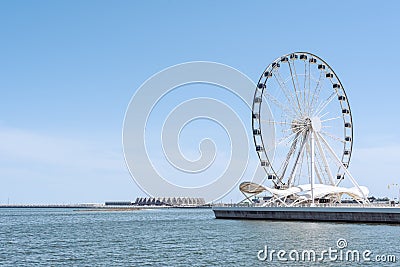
left=291, top=116, right=321, bottom=133
left=311, top=116, right=322, bottom=132
left=291, top=119, right=304, bottom=133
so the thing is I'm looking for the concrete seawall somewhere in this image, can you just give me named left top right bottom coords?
left=213, top=206, right=400, bottom=223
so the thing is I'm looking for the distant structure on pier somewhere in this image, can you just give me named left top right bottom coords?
left=134, top=197, right=206, bottom=206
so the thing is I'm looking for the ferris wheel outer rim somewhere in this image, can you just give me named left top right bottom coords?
left=251, top=51, right=353, bottom=187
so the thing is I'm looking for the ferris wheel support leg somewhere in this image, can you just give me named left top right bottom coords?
left=305, top=141, right=324, bottom=184
left=239, top=192, right=256, bottom=204
left=317, top=132, right=369, bottom=203
left=314, top=133, right=335, bottom=185
left=288, top=132, right=309, bottom=186
left=310, top=131, right=315, bottom=206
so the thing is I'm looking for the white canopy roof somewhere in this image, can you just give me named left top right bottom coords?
left=263, top=183, right=369, bottom=200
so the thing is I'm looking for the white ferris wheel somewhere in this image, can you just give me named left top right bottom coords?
left=240, top=52, right=369, bottom=206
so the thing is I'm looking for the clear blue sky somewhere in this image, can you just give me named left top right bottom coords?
left=1, top=0, right=400, bottom=203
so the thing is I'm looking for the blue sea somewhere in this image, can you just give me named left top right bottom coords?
left=0, top=208, right=399, bottom=266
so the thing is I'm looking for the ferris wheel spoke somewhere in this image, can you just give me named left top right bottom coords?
left=263, top=91, right=297, bottom=119
left=314, top=91, right=336, bottom=117
left=291, top=59, right=302, bottom=106
left=261, top=120, right=292, bottom=125
left=303, top=60, right=312, bottom=116
left=305, top=135, right=325, bottom=185
left=320, top=111, right=330, bottom=119
left=292, top=144, right=306, bottom=186
left=278, top=133, right=300, bottom=179
left=287, top=60, right=303, bottom=114
left=309, top=70, right=324, bottom=114
left=292, top=128, right=307, bottom=143
left=275, top=127, right=304, bottom=147
left=280, top=129, right=306, bottom=152
left=306, top=61, right=313, bottom=115
left=277, top=125, right=311, bottom=187
left=315, top=156, right=325, bottom=183
left=317, top=155, right=332, bottom=185
left=321, top=116, right=342, bottom=123
left=320, top=130, right=345, bottom=144
left=303, top=61, right=308, bottom=113
left=314, top=159, right=324, bottom=184
left=273, top=71, right=302, bottom=116
left=282, top=127, right=297, bottom=134
left=287, top=131, right=309, bottom=186
left=304, top=137, right=312, bottom=185
left=314, top=132, right=335, bottom=185
left=261, top=120, right=306, bottom=127
left=278, top=128, right=307, bottom=177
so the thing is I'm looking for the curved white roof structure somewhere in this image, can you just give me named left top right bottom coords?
left=262, top=184, right=369, bottom=200
left=239, top=181, right=370, bottom=206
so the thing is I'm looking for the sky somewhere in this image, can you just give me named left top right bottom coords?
left=1, top=0, right=400, bottom=204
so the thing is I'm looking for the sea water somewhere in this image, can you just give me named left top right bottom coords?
left=0, top=208, right=399, bottom=266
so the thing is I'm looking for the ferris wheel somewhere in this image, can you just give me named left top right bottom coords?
left=247, top=52, right=368, bottom=205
